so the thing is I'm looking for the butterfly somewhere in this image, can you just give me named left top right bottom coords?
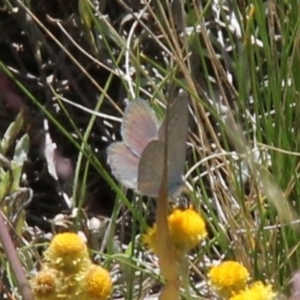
left=107, top=93, right=189, bottom=197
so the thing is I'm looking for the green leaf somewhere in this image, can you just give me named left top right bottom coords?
left=0, top=170, right=12, bottom=201
left=11, top=165, right=23, bottom=192
left=13, top=134, right=29, bottom=167
left=11, top=134, right=30, bottom=192
left=1, top=112, right=24, bottom=155
left=79, top=0, right=93, bottom=29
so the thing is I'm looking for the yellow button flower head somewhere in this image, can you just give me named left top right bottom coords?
left=168, top=208, right=207, bottom=251
left=79, top=264, right=112, bottom=300
left=229, top=281, right=276, bottom=300
left=45, top=232, right=90, bottom=274
left=31, top=268, right=58, bottom=299
left=143, top=208, right=207, bottom=257
left=208, top=261, right=250, bottom=298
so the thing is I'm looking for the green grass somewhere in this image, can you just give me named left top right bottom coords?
left=0, top=0, right=300, bottom=299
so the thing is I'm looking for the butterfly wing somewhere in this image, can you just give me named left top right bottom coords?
left=158, top=93, right=189, bottom=195
left=108, top=95, right=188, bottom=196
left=122, top=99, right=159, bottom=157
left=107, top=142, right=139, bottom=189
left=137, top=139, right=165, bottom=197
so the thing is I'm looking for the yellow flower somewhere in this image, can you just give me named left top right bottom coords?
left=143, top=224, right=158, bottom=252
left=45, top=232, right=90, bottom=273
left=143, top=208, right=207, bottom=257
left=208, top=261, right=250, bottom=298
left=168, top=208, right=207, bottom=251
left=31, top=268, right=58, bottom=299
left=229, top=281, right=276, bottom=300
left=78, top=264, right=112, bottom=300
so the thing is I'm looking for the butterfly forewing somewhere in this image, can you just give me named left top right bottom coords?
left=137, top=140, right=165, bottom=196
left=107, top=142, right=139, bottom=189
left=158, top=93, right=189, bottom=194
left=121, top=99, right=159, bottom=157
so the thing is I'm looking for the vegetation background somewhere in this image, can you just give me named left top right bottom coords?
left=0, top=0, right=300, bottom=299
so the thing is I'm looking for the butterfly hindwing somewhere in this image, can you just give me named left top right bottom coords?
left=137, top=139, right=165, bottom=196
left=107, top=142, right=139, bottom=189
